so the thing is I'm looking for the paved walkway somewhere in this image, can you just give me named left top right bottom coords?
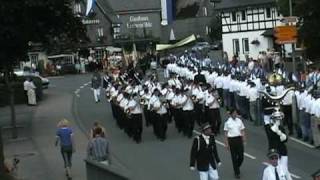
left=1, top=80, right=88, bottom=180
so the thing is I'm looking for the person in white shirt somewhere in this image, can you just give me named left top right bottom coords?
left=149, top=89, right=168, bottom=141
left=281, top=87, right=294, bottom=135
left=192, top=83, right=205, bottom=125
left=171, top=88, right=183, bottom=133
left=262, top=149, right=292, bottom=180
left=126, top=93, right=143, bottom=143
left=180, top=88, right=195, bottom=138
left=248, top=81, right=259, bottom=125
left=25, top=78, right=37, bottom=105
left=205, top=87, right=221, bottom=134
left=224, top=109, right=246, bottom=179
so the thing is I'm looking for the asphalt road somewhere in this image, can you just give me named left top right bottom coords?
left=71, top=73, right=320, bottom=180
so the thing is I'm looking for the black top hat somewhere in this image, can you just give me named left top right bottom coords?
left=200, top=122, right=211, bottom=131
left=267, top=148, right=279, bottom=158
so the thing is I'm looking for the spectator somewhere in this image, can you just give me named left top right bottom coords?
left=55, top=119, right=75, bottom=178
left=90, top=121, right=106, bottom=138
left=87, top=127, right=110, bottom=163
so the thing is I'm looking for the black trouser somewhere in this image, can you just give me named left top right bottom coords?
left=205, top=107, right=221, bottom=134
left=154, top=113, right=168, bottom=140
left=183, top=110, right=195, bottom=137
left=228, top=136, right=244, bottom=176
left=173, top=108, right=183, bottom=132
left=61, top=145, right=73, bottom=168
left=194, top=103, right=205, bottom=125
left=124, top=113, right=132, bottom=137
left=131, top=113, right=143, bottom=142
left=110, top=101, right=117, bottom=119
left=143, top=106, right=152, bottom=127
left=282, top=105, right=293, bottom=135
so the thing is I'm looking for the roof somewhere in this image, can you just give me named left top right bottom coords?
left=215, top=0, right=276, bottom=10
left=104, top=0, right=161, bottom=13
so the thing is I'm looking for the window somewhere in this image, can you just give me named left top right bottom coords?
left=231, top=12, right=236, bottom=22
left=241, top=10, right=246, bottom=21
left=266, top=8, right=271, bottom=18
left=242, top=38, right=249, bottom=53
left=112, top=24, right=121, bottom=39
left=232, top=39, right=240, bottom=55
left=95, top=49, right=104, bottom=62
left=97, top=27, right=104, bottom=37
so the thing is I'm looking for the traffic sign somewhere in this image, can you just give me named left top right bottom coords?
left=274, top=26, right=297, bottom=44
left=280, top=16, right=298, bottom=23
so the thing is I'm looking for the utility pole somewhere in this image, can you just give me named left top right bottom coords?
left=289, top=0, right=296, bottom=72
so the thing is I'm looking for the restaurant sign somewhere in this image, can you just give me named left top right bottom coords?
left=127, top=16, right=152, bottom=29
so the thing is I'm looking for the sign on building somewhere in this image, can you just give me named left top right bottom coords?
left=274, top=25, right=297, bottom=44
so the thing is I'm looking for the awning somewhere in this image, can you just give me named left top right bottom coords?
left=48, top=54, right=74, bottom=59
left=105, top=46, right=122, bottom=53
left=261, top=29, right=274, bottom=37
left=156, top=34, right=196, bottom=51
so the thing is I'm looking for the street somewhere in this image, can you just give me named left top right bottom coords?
left=2, top=73, right=319, bottom=180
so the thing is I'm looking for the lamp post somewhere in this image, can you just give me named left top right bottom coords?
left=289, top=0, right=296, bottom=72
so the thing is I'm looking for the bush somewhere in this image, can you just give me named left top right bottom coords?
left=0, top=76, right=43, bottom=107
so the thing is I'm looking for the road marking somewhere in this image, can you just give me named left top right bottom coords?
left=289, top=137, right=315, bottom=148
left=80, top=86, right=84, bottom=89
left=262, top=162, right=301, bottom=179
left=193, top=130, right=256, bottom=160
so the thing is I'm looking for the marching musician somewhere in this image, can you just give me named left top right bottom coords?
left=205, top=87, right=222, bottom=134
left=192, top=82, right=205, bottom=125
left=171, top=88, right=183, bottom=133
left=149, top=89, right=168, bottom=141
left=180, top=88, right=195, bottom=138
left=126, top=93, right=143, bottom=143
left=141, top=87, right=152, bottom=127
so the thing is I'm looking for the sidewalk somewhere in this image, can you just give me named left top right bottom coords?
left=1, top=88, right=88, bottom=180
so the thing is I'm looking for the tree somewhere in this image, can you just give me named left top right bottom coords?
left=0, top=0, right=87, bottom=174
left=277, top=0, right=320, bottom=60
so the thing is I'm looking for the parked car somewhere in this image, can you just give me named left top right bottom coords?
left=192, top=42, right=210, bottom=51
left=14, top=69, right=50, bottom=89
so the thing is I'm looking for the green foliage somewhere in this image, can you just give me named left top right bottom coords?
left=277, top=0, right=320, bottom=60
left=0, top=0, right=87, bottom=69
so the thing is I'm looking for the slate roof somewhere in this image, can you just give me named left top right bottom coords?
left=102, top=0, right=161, bottom=12
left=215, top=0, right=276, bottom=10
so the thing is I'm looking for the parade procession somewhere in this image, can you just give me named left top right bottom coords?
left=101, top=48, right=320, bottom=179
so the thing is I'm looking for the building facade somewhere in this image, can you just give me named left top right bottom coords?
left=215, top=0, right=292, bottom=61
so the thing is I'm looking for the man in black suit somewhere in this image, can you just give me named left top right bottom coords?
left=190, top=123, right=221, bottom=180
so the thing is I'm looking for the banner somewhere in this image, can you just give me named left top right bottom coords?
left=156, top=34, right=196, bottom=51
left=85, top=0, right=96, bottom=16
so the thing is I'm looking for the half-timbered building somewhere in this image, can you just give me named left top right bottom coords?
left=215, top=0, right=288, bottom=61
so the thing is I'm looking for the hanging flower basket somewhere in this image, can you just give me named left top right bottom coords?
left=251, top=40, right=260, bottom=45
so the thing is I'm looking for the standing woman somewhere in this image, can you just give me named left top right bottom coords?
left=55, top=119, right=75, bottom=178
left=224, top=109, right=246, bottom=179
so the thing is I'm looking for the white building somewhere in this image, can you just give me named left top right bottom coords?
left=215, top=0, right=294, bottom=61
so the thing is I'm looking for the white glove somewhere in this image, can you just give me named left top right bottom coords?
left=217, top=162, right=222, bottom=167
left=190, top=166, right=195, bottom=171
left=271, top=124, right=279, bottom=133
left=279, top=133, right=287, bottom=142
